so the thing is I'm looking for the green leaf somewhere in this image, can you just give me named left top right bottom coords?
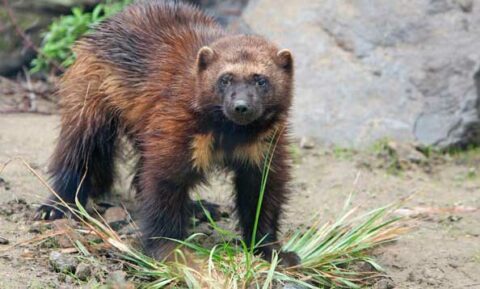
left=30, top=0, right=132, bottom=73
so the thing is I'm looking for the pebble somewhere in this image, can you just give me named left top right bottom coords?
left=106, top=270, right=135, bottom=289
left=0, top=236, right=9, bottom=245
left=300, top=137, right=315, bottom=149
left=373, top=278, right=395, bottom=289
left=109, top=270, right=127, bottom=283
left=49, top=251, right=78, bottom=273
left=75, top=262, right=93, bottom=281
left=348, top=260, right=375, bottom=272
left=29, top=221, right=50, bottom=234
left=103, top=207, right=128, bottom=230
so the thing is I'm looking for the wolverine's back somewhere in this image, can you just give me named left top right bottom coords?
left=57, top=0, right=225, bottom=132
left=81, top=0, right=225, bottom=82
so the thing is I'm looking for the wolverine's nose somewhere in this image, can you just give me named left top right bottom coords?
left=234, top=100, right=250, bottom=114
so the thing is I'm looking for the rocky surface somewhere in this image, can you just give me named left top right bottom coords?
left=191, top=0, right=249, bottom=26
left=242, top=0, right=480, bottom=148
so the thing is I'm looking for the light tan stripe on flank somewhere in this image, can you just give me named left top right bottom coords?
left=191, top=133, right=215, bottom=171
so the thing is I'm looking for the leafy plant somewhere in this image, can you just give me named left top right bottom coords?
left=31, top=0, right=131, bottom=73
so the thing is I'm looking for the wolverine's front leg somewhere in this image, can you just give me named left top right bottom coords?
left=232, top=142, right=300, bottom=267
left=136, top=139, right=202, bottom=260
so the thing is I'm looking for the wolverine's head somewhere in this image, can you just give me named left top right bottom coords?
left=194, top=35, right=293, bottom=126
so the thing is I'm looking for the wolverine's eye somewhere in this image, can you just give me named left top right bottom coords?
left=219, top=75, right=231, bottom=87
left=254, top=75, right=268, bottom=87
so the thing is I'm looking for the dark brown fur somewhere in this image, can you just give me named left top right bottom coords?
left=36, top=0, right=297, bottom=266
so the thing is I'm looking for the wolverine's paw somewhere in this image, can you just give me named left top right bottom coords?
left=33, top=198, right=67, bottom=220
left=278, top=251, right=301, bottom=268
left=145, top=240, right=180, bottom=262
left=257, top=246, right=301, bottom=268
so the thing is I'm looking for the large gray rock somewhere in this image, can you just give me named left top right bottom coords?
left=242, top=0, right=480, bottom=148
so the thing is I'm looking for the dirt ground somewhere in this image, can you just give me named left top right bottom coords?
left=0, top=113, right=479, bottom=289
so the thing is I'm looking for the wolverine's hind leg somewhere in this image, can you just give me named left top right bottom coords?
left=34, top=50, right=121, bottom=220
left=35, top=110, right=119, bottom=220
left=34, top=70, right=120, bottom=220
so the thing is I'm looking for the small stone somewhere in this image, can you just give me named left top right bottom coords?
left=55, top=235, right=73, bottom=248
left=103, top=207, right=128, bottom=230
left=57, top=274, right=66, bottom=282
left=373, top=278, right=395, bottom=289
left=447, top=215, right=462, bottom=222
left=49, top=251, right=78, bottom=273
left=107, top=270, right=134, bottom=289
left=421, top=267, right=443, bottom=285
left=299, top=137, right=315, bottom=149
left=65, top=275, right=74, bottom=284
left=109, top=270, right=127, bottom=283
left=407, top=271, right=416, bottom=282
left=29, top=221, right=50, bottom=234
left=0, top=236, right=9, bottom=245
left=75, top=262, right=92, bottom=281
left=0, top=206, right=13, bottom=216
left=0, top=255, right=12, bottom=261
left=0, top=177, right=10, bottom=190
left=348, top=260, right=375, bottom=273
left=449, top=262, right=459, bottom=269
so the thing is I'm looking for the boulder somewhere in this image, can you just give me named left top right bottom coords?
left=12, top=0, right=99, bottom=14
left=242, top=0, right=480, bottom=148
left=190, top=0, right=249, bottom=26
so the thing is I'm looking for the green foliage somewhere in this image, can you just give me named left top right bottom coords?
left=370, top=138, right=403, bottom=175
left=31, top=0, right=131, bottom=73
left=333, top=145, right=356, bottom=160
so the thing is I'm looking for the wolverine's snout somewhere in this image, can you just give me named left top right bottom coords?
left=224, top=85, right=263, bottom=125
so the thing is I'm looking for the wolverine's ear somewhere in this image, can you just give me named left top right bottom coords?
left=196, top=46, right=215, bottom=72
left=276, top=49, right=293, bottom=72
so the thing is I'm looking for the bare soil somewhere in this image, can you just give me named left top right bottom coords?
left=0, top=114, right=479, bottom=289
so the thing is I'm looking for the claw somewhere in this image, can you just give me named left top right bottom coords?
left=34, top=203, right=65, bottom=221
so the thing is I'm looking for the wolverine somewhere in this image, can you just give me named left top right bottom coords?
left=35, top=0, right=299, bottom=266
